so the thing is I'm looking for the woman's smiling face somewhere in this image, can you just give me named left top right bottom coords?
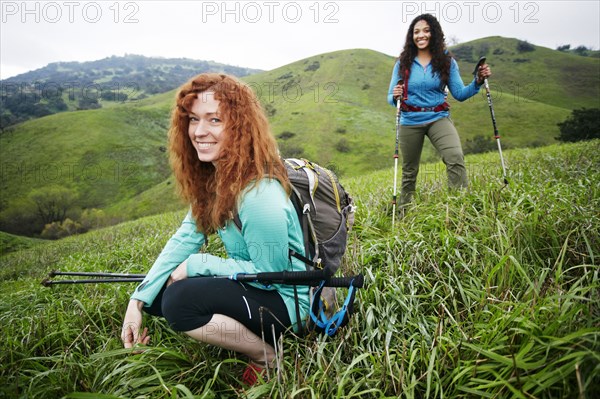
left=413, top=19, right=431, bottom=51
left=187, top=91, right=225, bottom=164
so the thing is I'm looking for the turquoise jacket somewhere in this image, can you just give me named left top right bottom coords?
left=131, top=178, right=310, bottom=330
left=387, top=58, right=482, bottom=126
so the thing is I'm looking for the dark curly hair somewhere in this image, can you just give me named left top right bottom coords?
left=398, top=14, right=452, bottom=88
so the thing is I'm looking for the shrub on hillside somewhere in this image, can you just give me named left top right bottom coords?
left=452, top=45, right=474, bottom=62
left=517, top=40, right=535, bottom=52
left=278, top=131, right=296, bottom=140
left=556, top=108, right=600, bottom=142
left=80, top=208, right=108, bottom=231
left=463, top=135, right=501, bottom=154
left=335, top=138, right=351, bottom=153
left=574, top=45, right=591, bottom=56
left=279, top=142, right=304, bottom=159
left=41, top=218, right=83, bottom=239
left=304, top=61, right=320, bottom=72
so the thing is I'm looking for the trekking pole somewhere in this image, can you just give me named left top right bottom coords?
left=49, top=270, right=146, bottom=278
left=391, top=78, right=403, bottom=226
left=42, top=270, right=365, bottom=288
left=42, top=277, right=145, bottom=286
left=42, top=271, right=145, bottom=286
left=474, top=56, right=508, bottom=185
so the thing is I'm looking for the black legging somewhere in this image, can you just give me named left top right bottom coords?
left=143, top=278, right=292, bottom=346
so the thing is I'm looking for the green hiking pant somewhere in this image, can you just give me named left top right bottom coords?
left=399, top=117, right=467, bottom=205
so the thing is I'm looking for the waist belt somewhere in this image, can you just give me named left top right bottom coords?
left=401, top=102, right=450, bottom=112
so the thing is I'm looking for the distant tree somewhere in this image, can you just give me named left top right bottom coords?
left=0, top=199, right=43, bottom=236
left=452, top=45, right=474, bottom=62
left=278, top=131, right=295, bottom=140
left=77, top=97, right=100, bottom=110
left=517, top=40, right=535, bottom=53
left=573, top=45, right=590, bottom=56
left=556, top=108, right=600, bottom=142
left=556, top=44, right=571, bottom=52
left=463, top=135, right=499, bottom=155
left=447, top=35, right=460, bottom=46
left=28, top=186, right=78, bottom=225
left=304, top=61, right=320, bottom=72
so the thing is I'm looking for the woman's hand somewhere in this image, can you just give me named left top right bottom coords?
left=167, top=260, right=188, bottom=286
left=121, top=299, right=150, bottom=349
left=392, top=84, right=404, bottom=101
left=477, top=64, right=492, bottom=85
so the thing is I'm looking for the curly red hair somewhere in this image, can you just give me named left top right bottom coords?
left=168, top=73, right=289, bottom=234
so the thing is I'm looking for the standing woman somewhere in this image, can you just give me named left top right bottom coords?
left=120, top=73, right=309, bottom=386
left=387, top=13, right=491, bottom=207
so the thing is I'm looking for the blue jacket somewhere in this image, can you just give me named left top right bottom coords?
left=131, top=178, right=310, bottom=330
left=387, top=58, right=482, bottom=126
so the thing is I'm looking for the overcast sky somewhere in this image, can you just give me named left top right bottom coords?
left=1, top=0, right=599, bottom=79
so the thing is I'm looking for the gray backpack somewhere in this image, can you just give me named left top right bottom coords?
left=282, top=158, right=356, bottom=336
left=282, top=158, right=355, bottom=277
left=234, top=158, right=356, bottom=335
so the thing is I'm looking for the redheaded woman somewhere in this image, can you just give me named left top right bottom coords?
left=121, top=73, right=309, bottom=385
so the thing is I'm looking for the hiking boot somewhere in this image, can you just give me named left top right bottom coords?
left=241, top=363, right=265, bottom=386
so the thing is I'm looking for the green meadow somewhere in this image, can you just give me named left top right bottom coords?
left=1, top=141, right=598, bottom=398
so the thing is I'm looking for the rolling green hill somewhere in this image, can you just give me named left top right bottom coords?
left=451, top=37, right=600, bottom=109
left=1, top=37, right=598, bottom=236
left=0, top=54, right=261, bottom=129
left=0, top=106, right=173, bottom=235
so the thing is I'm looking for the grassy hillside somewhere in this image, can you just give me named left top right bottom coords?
left=0, top=231, right=45, bottom=255
left=0, top=106, right=173, bottom=235
left=1, top=38, right=598, bottom=236
left=246, top=49, right=397, bottom=174
left=451, top=37, right=600, bottom=109
left=1, top=141, right=598, bottom=398
left=256, top=48, right=574, bottom=170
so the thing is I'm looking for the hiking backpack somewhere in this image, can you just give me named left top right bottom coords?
left=234, top=157, right=357, bottom=336
left=283, top=158, right=355, bottom=276
left=283, top=158, right=357, bottom=336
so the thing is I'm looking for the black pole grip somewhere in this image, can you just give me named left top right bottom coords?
left=232, top=270, right=364, bottom=288
left=327, top=274, right=364, bottom=288
left=232, top=269, right=329, bottom=284
left=473, top=56, right=486, bottom=77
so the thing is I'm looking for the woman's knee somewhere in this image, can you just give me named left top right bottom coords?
left=443, top=149, right=465, bottom=167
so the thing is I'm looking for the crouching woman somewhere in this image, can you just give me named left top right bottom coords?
left=120, top=73, right=309, bottom=385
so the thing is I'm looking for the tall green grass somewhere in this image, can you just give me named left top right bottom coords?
left=1, top=141, right=598, bottom=398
